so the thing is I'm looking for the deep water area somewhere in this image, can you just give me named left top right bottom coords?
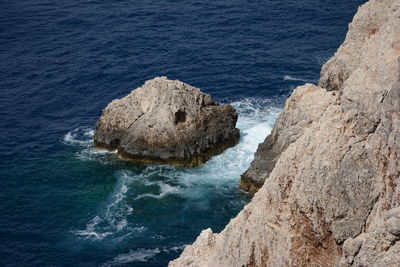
left=0, top=0, right=365, bottom=266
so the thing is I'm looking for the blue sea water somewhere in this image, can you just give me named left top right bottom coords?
left=0, top=0, right=365, bottom=266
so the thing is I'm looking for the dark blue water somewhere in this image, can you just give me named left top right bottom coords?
left=1, top=0, right=365, bottom=266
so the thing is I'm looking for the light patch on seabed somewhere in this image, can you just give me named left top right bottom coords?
left=64, top=98, right=282, bottom=263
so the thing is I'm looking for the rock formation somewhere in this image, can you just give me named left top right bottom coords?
left=170, top=0, right=400, bottom=266
left=240, top=84, right=337, bottom=194
left=94, top=77, right=240, bottom=167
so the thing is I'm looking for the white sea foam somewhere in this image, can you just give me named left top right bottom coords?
left=167, top=244, right=188, bottom=252
left=103, top=245, right=188, bottom=266
left=103, top=248, right=161, bottom=266
left=283, top=75, right=308, bottom=82
left=72, top=98, right=282, bottom=243
left=63, top=126, right=117, bottom=163
left=76, top=147, right=117, bottom=163
left=176, top=98, right=281, bottom=187
left=74, top=216, right=113, bottom=240
left=73, top=171, right=145, bottom=241
left=124, top=99, right=280, bottom=199
left=109, top=99, right=282, bottom=204
left=135, top=182, right=182, bottom=200
left=63, top=126, right=94, bottom=146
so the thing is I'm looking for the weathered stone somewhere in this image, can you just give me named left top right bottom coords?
left=342, top=237, right=363, bottom=258
left=385, top=217, right=400, bottom=236
left=240, top=84, right=339, bottom=194
left=170, top=0, right=400, bottom=266
left=94, top=77, right=240, bottom=167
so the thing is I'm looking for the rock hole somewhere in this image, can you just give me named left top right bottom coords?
left=174, top=110, right=186, bottom=125
left=368, top=27, right=378, bottom=37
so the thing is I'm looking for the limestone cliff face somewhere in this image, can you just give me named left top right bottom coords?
left=240, top=84, right=338, bottom=195
left=170, top=0, right=400, bottom=266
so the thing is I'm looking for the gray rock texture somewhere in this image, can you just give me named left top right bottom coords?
left=240, top=84, right=338, bottom=194
left=170, top=0, right=400, bottom=266
left=94, top=77, right=240, bottom=167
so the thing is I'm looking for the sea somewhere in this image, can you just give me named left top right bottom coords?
left=0, top=0, right=365, bottom=266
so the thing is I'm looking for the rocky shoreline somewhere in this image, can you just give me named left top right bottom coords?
left=171, top=0, right=400, bottom=266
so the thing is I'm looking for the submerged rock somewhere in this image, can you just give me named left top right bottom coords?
left=94, top=77, right=240, bottom=167
left=171, top=0, right=400, bottom=266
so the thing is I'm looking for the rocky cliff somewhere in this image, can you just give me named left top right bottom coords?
left=170, top=0, right=400, bottom=266
left=94, top=77, right=240, bottom=167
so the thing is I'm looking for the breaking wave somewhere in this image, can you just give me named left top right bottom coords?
left=63, top=126, right=117, bottom=162
left=63, top=126, right=94, bottom=147
left=72, top=171, right=145, bottom=241
left=67, top=98, right=281, bottom=262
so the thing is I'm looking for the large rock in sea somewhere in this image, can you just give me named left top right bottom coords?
left=171, top=0, right=400, bottom=266
left=94, top=77, right=240, bottom=167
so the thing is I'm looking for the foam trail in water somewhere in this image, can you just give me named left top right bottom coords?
left=135, top=182, right=182, bottom=200
left=177, top=98, right=281, bottom=188
left=77, top=147, right=117, bottom=163
left=63, top=126, right=94, bottom=146
left=283, top=75, right=308, bottom=82
left=103, top=245, right=188, bottom=266
left=63, top=126, right=118, bottom=163
left=102, top=248, right=161, bottom=266
left=73, top=171, right=145, bottom=241
left=74, top=216, right=113, bottom=240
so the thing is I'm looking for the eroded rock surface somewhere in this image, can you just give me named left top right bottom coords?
left=240, top=84, right=338, bottom=194
left=94, top=77, right=240, bottom=167
left=170, top=0, right=400, bottom=266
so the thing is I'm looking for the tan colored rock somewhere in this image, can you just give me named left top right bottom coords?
left=240, top=84, right=339, bottom=194
left=170, top=0, right=400, bottom=266
left=94, top=77, right=240, bottom=167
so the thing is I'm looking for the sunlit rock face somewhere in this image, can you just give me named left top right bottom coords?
left=94, top=77, right=240, bottom=167
left=170, top=0, right=400, bottom=266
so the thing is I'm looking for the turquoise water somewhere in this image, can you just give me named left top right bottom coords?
left=0, top=0, right=365, bottom=265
